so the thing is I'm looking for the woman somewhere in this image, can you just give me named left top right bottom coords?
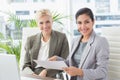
left=22, top=9, right=69, bottom=78
left=49, top=7, right=109, bottom=80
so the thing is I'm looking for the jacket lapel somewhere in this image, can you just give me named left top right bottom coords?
left=79, top=43, right=91, bottom=68
left=71, top=36, right=81, bottom=57
left=49, top=31, right=57, bottom=57
left=69, top=36, right=82, bottom=65
left=31, top=33, right=42, bottom=60
left=79, top=31, right=96, bottom=68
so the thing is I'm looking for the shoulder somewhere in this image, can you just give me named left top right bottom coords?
left=71, top=36, right=81, bottom=43
left=53, top=30, right=65, bottom=36
left=71, top=36, right=81, bottom=47
left=52, top=30, right=66, bottom=38
left=72, top=36, right=81, bottom=41
left=93, top=34, right=110, bottom=56
left=95, top=35, right=108, bottom=44
left=27, top=33, right=40, bottom=42
left=94, top=34, right=109, bottom=48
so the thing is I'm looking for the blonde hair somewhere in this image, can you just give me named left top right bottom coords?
left=35, top=9, right=52, bottom=20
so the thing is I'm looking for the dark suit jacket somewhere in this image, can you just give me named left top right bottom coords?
left=22, top=30, right=69, bottom=78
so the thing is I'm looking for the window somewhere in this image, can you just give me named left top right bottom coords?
left=96, top=15, right=120, bottom=21
left=95, top=0, right=110, bottom=13
left=118, top=0, right=120, bottom=11
left=12, top=0, right=25, bottom=2
left=16, top=11, right=30, bottom=15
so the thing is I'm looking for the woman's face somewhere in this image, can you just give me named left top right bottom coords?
left=76, top=14, right=94, bottom=37
left=37, top=15, right=53, bottom=35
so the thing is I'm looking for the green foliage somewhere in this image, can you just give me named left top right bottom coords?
left=0, top=33, right=21, bottom=64
left=26, top=11, right=69, bottom=27
left=28, top=19, right=37, bottom=27
left=0, top=11, right=23, bottom=29
left=0, top=40, right=21, bottom=64
left=0, top=32, right=4, bottom=40
left=0, top=10, right=70, bottom=64
left=1, top=10, right=69, bottom=28
left=52, top=11, right=69, bottom=26
left=8, top=13, right=23, bottom=29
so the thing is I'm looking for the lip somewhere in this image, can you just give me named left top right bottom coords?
left=44, top=29, right=49, bottom=31
left=44, top=28, right=50, bottom=31
left=81, top=29, right=88, bottom=33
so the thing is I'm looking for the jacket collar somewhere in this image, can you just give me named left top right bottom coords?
left=31, top=33, right=42, bottom=59
left=32, top=30, right=57, bottom=59
left=49, top=30, right=58, bottom=57
left=79, top=30, right=96, bottom=68
left=70, top=30, right=96, bottom=67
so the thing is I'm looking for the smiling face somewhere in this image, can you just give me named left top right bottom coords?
left=75, top=8, right=95, bottom=38
left=77, top=14, right=94, bottom=36
left=76, top=14, right=94, bottom=37
left=36, top=9, right=53, bottom=35
left=37, top=15, right=53, bottom=35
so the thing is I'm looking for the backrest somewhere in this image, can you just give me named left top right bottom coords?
left=101, top=27, right=120, bottom=80
left=20, top=27, right=40, bottom=70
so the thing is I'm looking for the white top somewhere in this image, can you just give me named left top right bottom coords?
left=22, top=37, right=50, bottom=75
left=37, top=37, right=50, bottom=61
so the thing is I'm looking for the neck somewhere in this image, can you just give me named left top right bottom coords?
left=42, top=33, right=51, bottom=42
left=81, top=30, right=93, bottom=42
left=81, top=32, right=92, bottom=42
left=81, top=36, right=89, bottom=42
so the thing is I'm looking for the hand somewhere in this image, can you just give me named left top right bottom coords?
left=63, top=66, right=83, bottom=77
left=48, top=56, right=57, bottom=61
left=32, top=73, right=38, bottom=76
left=38, top=69, right=47, bottom=77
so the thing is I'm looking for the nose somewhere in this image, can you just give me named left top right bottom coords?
left=81, top=23, right=86, bottom=28
left=43, top=23, right=47, bottom=27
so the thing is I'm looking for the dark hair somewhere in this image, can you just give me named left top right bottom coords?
left=75, top=7, right=94, bottom=21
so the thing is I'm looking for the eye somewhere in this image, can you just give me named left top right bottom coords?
left=46, top=20, right=50, bottom=23
left=77, top=21, right=81, bottom=24
left=85, top=21, right=90, bottom=24
left=39, top=22, right=43, bottom=24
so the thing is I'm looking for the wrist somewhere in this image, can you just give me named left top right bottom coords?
left=78, top=69, right=83, bottom=77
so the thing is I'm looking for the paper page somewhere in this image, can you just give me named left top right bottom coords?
left=21, top=76, right=40, bottom=80
left=34, top=60, right=68, bottom=70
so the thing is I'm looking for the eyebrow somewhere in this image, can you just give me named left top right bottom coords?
left=77, top=18, right=91, bottom=22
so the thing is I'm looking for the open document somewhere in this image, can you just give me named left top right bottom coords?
left=34, top=60, right=68, bottom=70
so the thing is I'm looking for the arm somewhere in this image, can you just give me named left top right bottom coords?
left=46, top=34, right=69, bottom=77
left=63, top=37, right=109, bottom=80
left=22, top=37, right=34, bottom=74
left=82, top=37, right=109, bottom=80
left=60, top=34, right=69, bottom=59
left=48, top=34, right=69, bottom=61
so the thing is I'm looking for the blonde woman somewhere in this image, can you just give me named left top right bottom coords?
left=22, top=9, right=69, bottom=79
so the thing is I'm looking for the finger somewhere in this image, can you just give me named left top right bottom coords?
left=62, top=67, right=65, bottom=70
left=39, top=74, right=46, bottom=77
left=62, top=67, right=68, bottom=71
left=32, top=73, right=37, bottom=76
left=48, top=58, right=54, bottom=61
left=48, top=56, right=57, bottom=61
